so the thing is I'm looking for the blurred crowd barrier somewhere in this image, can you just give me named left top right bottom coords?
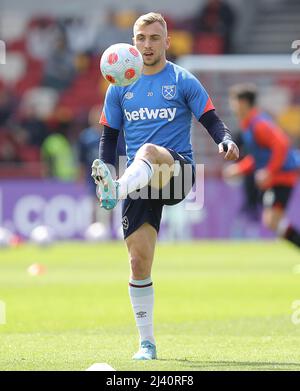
left=1, top=177, right=300, bottom=241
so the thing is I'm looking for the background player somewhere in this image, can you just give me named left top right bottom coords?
left=92, top=12, right=239, bottom=360
left=224, top=83, right=300, bottom=248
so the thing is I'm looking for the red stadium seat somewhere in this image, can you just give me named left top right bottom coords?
left=193, top=33, right=225, bottom=54
left=27, top=16, right=55, bottom=30
left=17, top=145, right=41, bottom=163
left=14, top=58, right=44, bottom=96
left=0, top=162, right=44, bottom=178
left=57, top=60, right=102, bottom=116
left=7, top=38, right=27, bottom=53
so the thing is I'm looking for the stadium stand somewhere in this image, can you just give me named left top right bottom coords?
left=242, top=0, right=300, bottom=54
left=0, top=1, right=299, bottom=180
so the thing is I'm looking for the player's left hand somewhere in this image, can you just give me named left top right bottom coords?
left=255, top=168, right=271, bottom=189
left=218, top=141, right=239, bottom=161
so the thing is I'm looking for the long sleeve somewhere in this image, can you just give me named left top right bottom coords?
left=199, top=109, right=233, bottom=145
left=99, top=125, right=119, bottom=166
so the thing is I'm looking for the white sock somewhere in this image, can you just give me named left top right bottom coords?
left=128, top=277, right=155, bottom=346
left=117, top=158, right=154, bottom=200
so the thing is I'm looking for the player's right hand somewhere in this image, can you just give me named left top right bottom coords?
left=218, top=141, right=239, bottom=161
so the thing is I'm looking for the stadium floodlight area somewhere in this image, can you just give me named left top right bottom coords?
left=177, top=54, right=300, bottom=171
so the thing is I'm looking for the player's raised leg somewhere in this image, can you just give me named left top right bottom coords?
left=263, top=206, right=300, bottom=248
left=92, top=143, right=175, bottom=210
left=125, top=222, right=157, bottom=360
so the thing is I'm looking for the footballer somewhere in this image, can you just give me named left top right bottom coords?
left=92, top=12, right=239, bottom=360
left=224, top=83, right=300, bottom=249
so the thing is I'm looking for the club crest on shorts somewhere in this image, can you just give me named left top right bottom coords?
left=162, top=85, right=176, bottom=100
left=122, top=216, right=129, bottom=230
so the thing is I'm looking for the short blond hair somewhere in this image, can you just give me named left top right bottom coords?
left=133, top=12, right=168, bottom=36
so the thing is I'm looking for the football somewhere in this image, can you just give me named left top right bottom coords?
left=100, top=43, right=143, bottom=86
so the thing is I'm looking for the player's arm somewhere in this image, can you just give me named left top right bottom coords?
left=99, top=125, right=119, bottom=166
left=98, top=85, right=123, bottom=167
left=199, top=109, right=239, bottom=160
left=223, top=155, right=255, bottom=180
left=184, top=72, right=239, bottom=160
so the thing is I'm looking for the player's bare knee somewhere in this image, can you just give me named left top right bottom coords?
left=136, top=143, right=158, bottom=162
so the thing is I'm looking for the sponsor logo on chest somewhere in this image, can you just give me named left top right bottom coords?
left=124, top=107, right=176, bottom=122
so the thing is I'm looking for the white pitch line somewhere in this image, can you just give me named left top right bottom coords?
left=86, top=363, right=116, bottom=371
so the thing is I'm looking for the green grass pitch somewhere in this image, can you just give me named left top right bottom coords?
left=1, top=240, right=300, bottom=371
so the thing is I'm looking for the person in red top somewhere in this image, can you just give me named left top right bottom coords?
left=224, top=83, right=300, bottom=248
